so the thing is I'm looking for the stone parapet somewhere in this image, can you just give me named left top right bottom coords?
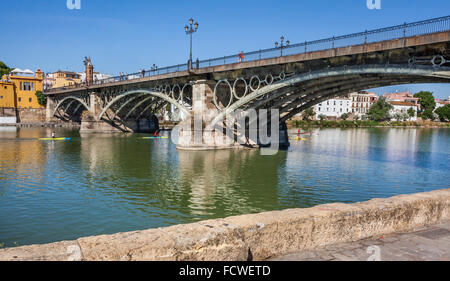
left=1, top=189, right=448, bottom=261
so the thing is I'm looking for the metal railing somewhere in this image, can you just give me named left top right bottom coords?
left=46, top=15, right=450, bottom=93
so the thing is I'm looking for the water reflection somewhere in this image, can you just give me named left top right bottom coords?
left=0, top=127, right=448, bottom=247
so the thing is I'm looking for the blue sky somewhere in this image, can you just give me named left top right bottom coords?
left=1, top=0, right=449, bottom=98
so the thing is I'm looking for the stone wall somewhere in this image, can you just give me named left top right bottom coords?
left=16, top=108, right=46, bottom=123
left=0, top=188, right=448, bottom=261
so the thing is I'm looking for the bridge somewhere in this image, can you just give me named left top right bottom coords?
left=45, top=16, right=450, bottom=150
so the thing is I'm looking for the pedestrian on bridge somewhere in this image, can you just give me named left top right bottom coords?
left=238, top=51, right=245, bottom=63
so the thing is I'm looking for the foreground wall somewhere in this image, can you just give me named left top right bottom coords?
left=0, top=189, right=448, bottom=261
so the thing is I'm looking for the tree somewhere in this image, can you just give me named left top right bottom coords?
left=394, top=112, right=404, bottom=121
left=414, top=91, right=436, bottom=120
left=407, top=107, right=416, bottom=120
left=340, top=113, right=349, bottom=120
left=402, top=112, right=409, bottom=122
left=301, top=107, right=315, bottom=121
left=368, top=97, right=393, bottom=121
left=318, top=114, right=327, bottom=121
left=0, top=61, right=12, bottom=77
left=35, top=90, right=47, bottom=106
left=435, top=104, right=450, bottom=122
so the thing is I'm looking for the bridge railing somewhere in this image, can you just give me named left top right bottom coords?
left=197, top=15, right=450, bottom=67
left=46, top=15, right=450, bottom=94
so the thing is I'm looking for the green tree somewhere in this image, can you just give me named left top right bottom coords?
left=301, top=107, right=315, bottom=121
left=340, top=113, right=349, bottom=120
left=414, top=91, right=436, bottom=120
left=35, top=90, right=47, bottom=106
left=407, top=107, right=416, bottom=120
left=368, top=97, right=393, bottom=121
left=318, top=114, right=327, bottom=121
left=0, top=61, right=12, bottom=77
left=435, top=104, right=450, bottom=122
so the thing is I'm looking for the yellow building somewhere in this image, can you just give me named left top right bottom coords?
left=0, top=69, right=44, bottom=109
left=53, top=71, right=81, bottom=88
left=0, top=77, right=15, bottom=108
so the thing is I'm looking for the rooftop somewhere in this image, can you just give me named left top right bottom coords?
left=389, top=101, right=417, bottom=107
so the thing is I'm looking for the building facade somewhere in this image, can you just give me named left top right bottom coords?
left=315, top=95, right=352, bottom=119
left=383, top=91, right=420, bottom=109
left=350, top=91, right=378, bottom=117
left=388, top=101, right=418, bottom=121
left=435, top=98, right=450, bottom=110
left=78, top=71, right=111, bottom=84
left=52, top=71, right=82, bottom=88
left=0, top=68, right=44, bottom=109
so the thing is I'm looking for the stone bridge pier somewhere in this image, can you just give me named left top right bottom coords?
left=176, top=80, right=290, bottom=151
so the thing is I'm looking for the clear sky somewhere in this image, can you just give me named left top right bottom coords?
left=1, top=0, right=449, bottom=98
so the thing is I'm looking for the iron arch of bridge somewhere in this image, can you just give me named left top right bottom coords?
left=210, top=64, right=450, bottom=126
left=52, top=96, right=91, bottom=117
left=98, top=89, right=191, bottom=121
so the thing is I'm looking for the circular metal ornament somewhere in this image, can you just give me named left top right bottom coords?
left=171, top=84, right=182, bottom=101
left=232, top=78, right=248, bottom=100
left=213, top=79, right=233, bottom=110
left=264, top=74, right=274, bottom=85
left=249, top=75, right=261, bottom=92
left=431, top=55, right=445, bottom=67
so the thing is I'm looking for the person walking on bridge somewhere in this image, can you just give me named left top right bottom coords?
left=238, top=51, right=245, bottom=63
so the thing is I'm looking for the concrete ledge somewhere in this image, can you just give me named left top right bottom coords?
left=1, top=189, right=449, bottom=261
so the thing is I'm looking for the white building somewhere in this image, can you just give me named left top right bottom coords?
left=388, top=101, right=418, bottom=121
left=78, top=72, right=112, bottom=83
left=315, top=96, right=352, bottom=119
left=435, top=99, right=450, bottom=111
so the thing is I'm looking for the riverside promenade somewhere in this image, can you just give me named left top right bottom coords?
left=272, top=220, right=450, bottom=261
left=0, top=189, right=448, bottom=261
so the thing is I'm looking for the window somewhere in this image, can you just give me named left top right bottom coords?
left=20, top=82, right=23, bottom=90
left=29, top=98, right=32, bottom=102
left=22, top=82, right=32, bottom=91
left=0, top=96, right=3, bottom=99
left=18, top=97, right=21, bottom=102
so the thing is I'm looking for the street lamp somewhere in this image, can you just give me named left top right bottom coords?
left=275, top=36, right=290, bottom=57
left=185, top=18, right=199, bottom=70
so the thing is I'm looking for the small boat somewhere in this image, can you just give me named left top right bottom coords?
left=39, top=137, right=71, bottom=141
left=290, top=136, right=308, bottom=141
left=142, top=136, right=169, bottom=139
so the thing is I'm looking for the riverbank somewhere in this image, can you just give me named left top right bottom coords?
left=0, top=122, right=177, bottom=130
left=0, top=188, right=448, bottom=261
left=287, top=120, right=450, bottom=129
left=0, top=122, right=80, bottom=128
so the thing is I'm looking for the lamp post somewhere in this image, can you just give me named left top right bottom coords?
left=185, top=18, right=199, bottom=70
left=275, top=36, right=290, bottom=57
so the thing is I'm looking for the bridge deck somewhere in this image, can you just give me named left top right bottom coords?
left=45, top=30, right=450, bottom=96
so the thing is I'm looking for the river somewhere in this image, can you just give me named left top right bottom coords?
left=0, top=126, right=448, bottom=247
